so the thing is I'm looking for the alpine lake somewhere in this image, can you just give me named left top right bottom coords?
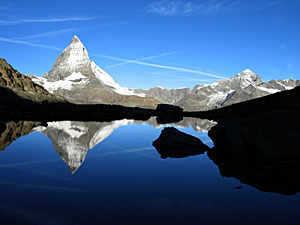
left=0, top=117, right=300, bottom=225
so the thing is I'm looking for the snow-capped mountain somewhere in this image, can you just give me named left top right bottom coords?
left=135, top=69, right=299, bottom=111
left=31, top=36, right=159, bottom=109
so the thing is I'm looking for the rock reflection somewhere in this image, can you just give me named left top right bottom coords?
left=140, top=117, right=217, bottom=132
left=0, top=121, right=42, bottom=150
left=153, top=127, right=209, bottom=159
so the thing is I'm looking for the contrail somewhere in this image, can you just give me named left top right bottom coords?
left=0, top=36, right=226, bottom=79
left=92, top=53, right=227, bottom=79
left=107, top=51, right=179, bottom=68
left=0, top=37, right=63, bottom=50
left=0, top=17, right=92, bottom=25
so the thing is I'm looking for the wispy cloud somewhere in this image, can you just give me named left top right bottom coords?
left=92, top=53, right=227, bottom=79
left=194, top=66, right=223, bottom=77
left=107, top=51, right=179, bottom=68
left=0, top=5, right=9, bottom=10
left=0, top=17, right=92, bottom=25
left=11, top=21, right=132, bottom=40
left=146, top=0, right=282, bottom=16
left=12, top=28, right=76, bottom=40
left=0, top=37, right=63, bottom=50
left=146, top=0, right=241, bottom=16
left=279, top=44, right=287, bottom=50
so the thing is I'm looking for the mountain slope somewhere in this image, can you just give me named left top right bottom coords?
left=31, top=36, right=160, bottom=109
left=134, top=86, right=191, bottom=104
left=0, top=58, right=65, bottom=103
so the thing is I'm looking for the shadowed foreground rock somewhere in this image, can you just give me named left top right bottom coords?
left=156, top=104, right=183, bottom=124
left=207, top=110, right=300, bottom=195
left=204, top=86, right=300, bottom=195
left=153, top=127, right=209, bottom=159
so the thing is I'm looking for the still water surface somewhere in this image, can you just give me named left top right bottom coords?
left=0, top=118, right=299, bottom=225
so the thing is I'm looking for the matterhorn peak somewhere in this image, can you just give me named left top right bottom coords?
left=65, top=35, right=88, bottom=58
left=33, top=35, right=140, bottom=96
left=71, top=35, right=81, bottom=43
left=42, top=35, right=91, bottom=82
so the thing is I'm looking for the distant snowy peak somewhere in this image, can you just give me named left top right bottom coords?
left=232, top=69, right=262, bottom=88
left=240, top=68, right=255, bottom=74
left=235, top=69, right=260, bottom=80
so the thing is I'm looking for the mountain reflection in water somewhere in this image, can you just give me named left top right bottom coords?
left=1, top=117, right=300, bottom=225
left=0, top=118, right=216, bottom=173
left=1, top=117, right=300, bottom=197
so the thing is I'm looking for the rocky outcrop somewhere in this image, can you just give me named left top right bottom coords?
left=0, top=58, right=65, bottom=103
left=153, top=127, right=209, bottom=159
left=134, top=86, right=191, bottom=104
left=156, top=104, right=183, bottom=123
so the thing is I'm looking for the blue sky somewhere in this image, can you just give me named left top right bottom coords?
left=0, top=0, right=299, bottom=89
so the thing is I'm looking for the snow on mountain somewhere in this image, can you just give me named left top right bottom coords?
left=31, top=72, right=88, bottom=93
left=60, top=35, right=90, bottom=70
left=256, top=86, right=280, bottom=94
left=31, top=35, right=143, bottom=96
left=90, top=61, right=137, bottom=96
left=173, top=69, right=299, bottom=111
left=206, top=90, right=235, bottom=105
left=235, top=69, right=262, bottom=88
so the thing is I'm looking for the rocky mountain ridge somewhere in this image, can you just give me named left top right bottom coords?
left=137, top=69, right=299, bottom=111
